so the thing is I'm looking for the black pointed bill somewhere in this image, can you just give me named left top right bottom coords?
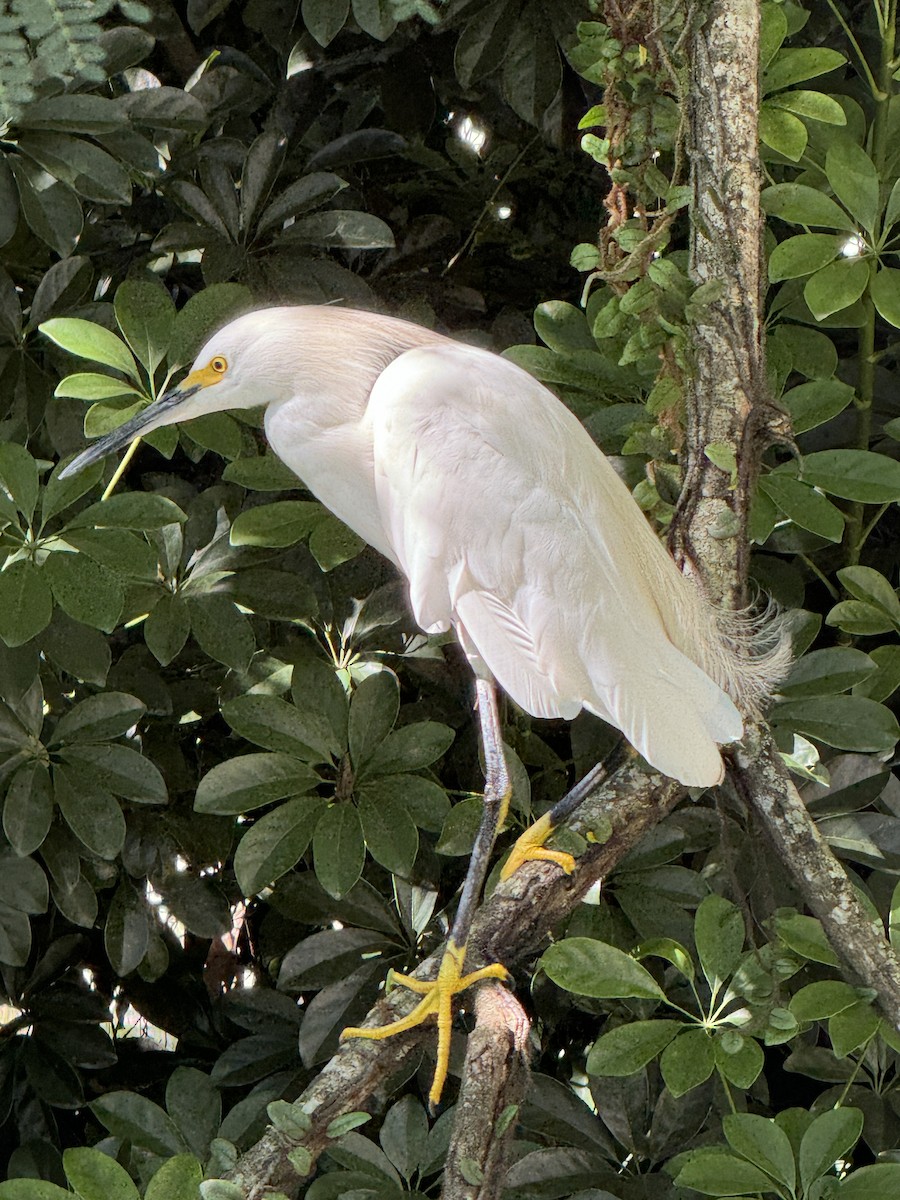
left=57, top=384, right=202, bottom=480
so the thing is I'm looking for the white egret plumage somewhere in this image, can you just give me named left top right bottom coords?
left=58, top=304, right=777, bottom=1104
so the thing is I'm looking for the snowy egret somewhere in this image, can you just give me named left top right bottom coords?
left=58, top=305, right=774, bottom=1105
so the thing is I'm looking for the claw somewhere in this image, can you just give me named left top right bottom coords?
left=342, top=939, right=509, bottom=1108
left=500, top=811, right=576, bottom=881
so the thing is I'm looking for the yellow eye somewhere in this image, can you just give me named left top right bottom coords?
left=210, top=356, right=228, bottom=374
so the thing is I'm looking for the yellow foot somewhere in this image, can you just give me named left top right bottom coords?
left=500, top=812, right=576, bottom=881
left=341, top=938, right=509, bottom=1108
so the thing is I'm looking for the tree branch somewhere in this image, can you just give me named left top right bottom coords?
left=680, top=0, right=900, bottom=1052
left=441, top=983, right=531, bottom=1200
left=732, top=726, right=900, bottom=1029
left=227, top=764, right=683, bottom=1198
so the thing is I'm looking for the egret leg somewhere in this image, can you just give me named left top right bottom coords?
left=342, top=678, right=512, bottom=1109
left=500, top=741, right=634, bottom=880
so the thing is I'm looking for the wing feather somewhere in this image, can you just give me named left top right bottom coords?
left=368, top=341, right=741, bottom=786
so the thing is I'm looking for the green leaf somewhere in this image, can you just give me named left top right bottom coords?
left=291, top=654, right=347, bottom=759
left=825, top=138, right=879, bottom=233
left=61, top=744, right=166, bottom=804
left=714, top=1032, right=764, bottom=1088
left=659, top=1028, right=715, bottom=1097
left=313, top=804, right=366, bottom=898
left=195, top=753, right=319, bottom=815
left=840, top=1164, right=900, bottom=1198
left=780, top=646, right=876, bottom=698
left=829, top=1000, right=879, bottom=1057
left=166, top=1068, right=221, bottom=1160
left=51, top=691, right=145, bottom=745
left=41, top=317, right=140, bottom=382
left=256, top=172, right=349, bottom=236
left=804, top=257, right=870, bottom=321
left=0, top=561, right=53, bottom=646
left=871, top=267, right=900, bottom=328
left=0, top=1182, right=73, bottom=1199
left=764, top=47, right=846, bottom=93
left=780, top=378, right=854, bottom=432
left=774, top=911, right=839, bottom=965
left=352, top=0, right=397, bottom=40
left=838, top=565, right=900, bottom=616
left=188, top=594, right=254, bottom=670
left=302, top=0, right=350, bottom=46
left=885, top=177, right=900, bottom=233
left=826, top=600, right=898, bottom=636
left=790, top=980, right=861, bottom=1021
left=758, top=474, right=844, bottom=541
left=168, top=282, right=253, bottom=368
left=54, top=371, right=143, bottom=401
left=92, top=1090, right=187, bottom=1157
left=762, top=183, right=855, bottom=230
left=0, top=852, right=47, bottom=913
left=222, top=454, right=300, bottom=491
left=63, top=1146, right=140, bottom=1200
left=365, top=721, right=455, bottom=777
left=54, top=765, right=126, bottom=859
left=230, top=500, right=323, bottom=547
left=239, top=129, right=286, bottom=231
left=759, top=2, right=787, bottom=69
left=766, top=90, right=847, bottom=124
left=772, top=324, right=838, bottom=380
left=19, top=132, right=131, bottom=204
left=44, top=552, right=124, bottom=632
left=586, top=1020, right=683, bottom=1076
left=182, top=412, right=243, bottom=460
left=234, top=797, right=326, bottom=893
left=852, top=645, right=900, bottom=702
left=694, top=894, right=745, bottom=986
left=722, top=1113, right=795, bottom=1190
left=64, top=528, right=155, bottom=579
left=18, top=94, right=126, bottom=134
left=10, top=157, right=83, bottom=257
left=760, top=105, right=807, bottom=161
left=84, top=400, right=144, bottom=438
left=358, top=786, right=419, bottom=877
left=436, top=795, right=482, bottom=856
left=799, top=1106, right=863, bottom=1190
left=278, top=210, right=394, bottom=249
left=70, top=492, right=188, bottom=530
left=308, top=512, right=365, bottom=571
left=0, top=443, right=39, bottom=521
left=222, top=694, right=336, bottom=764
left=768, top=233, right=844, bottom=281
left=802, top=450, right=900, bottom=502
left=114, top=280, right=176, bottom=374
left=379, top=1094, right=428, bottom=1182
left=145, top=1155, right=204, bottom=1200
left=144, top=592, right=191, bottom=665
left=41, top=457, right=105, bottom=525
left=774, top=694, right=899, bottom=752
left=635, top=937, right=695, bottom=979
left=384, top=774, right=450, bottom=832
left=0, top=900, right=31, bottom=966
left=3, top=762, right=53, bottom=855
left=348, top=671, right=400, bottom=770
left=540, top=938, right=665, bottom=1000
left=675, top=1148, right=779, bottom=1196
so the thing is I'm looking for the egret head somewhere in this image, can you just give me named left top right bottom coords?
left=58, top=310, right=282, bottom=480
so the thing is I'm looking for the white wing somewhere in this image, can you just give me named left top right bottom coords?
left=368, top=342, right=741, bottom=786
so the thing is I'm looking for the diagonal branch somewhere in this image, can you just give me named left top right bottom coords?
left=227, top=763, right=683, bottom=1199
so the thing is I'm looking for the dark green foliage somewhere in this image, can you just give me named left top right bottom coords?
left=1, top=0, right=900, bottom=1197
